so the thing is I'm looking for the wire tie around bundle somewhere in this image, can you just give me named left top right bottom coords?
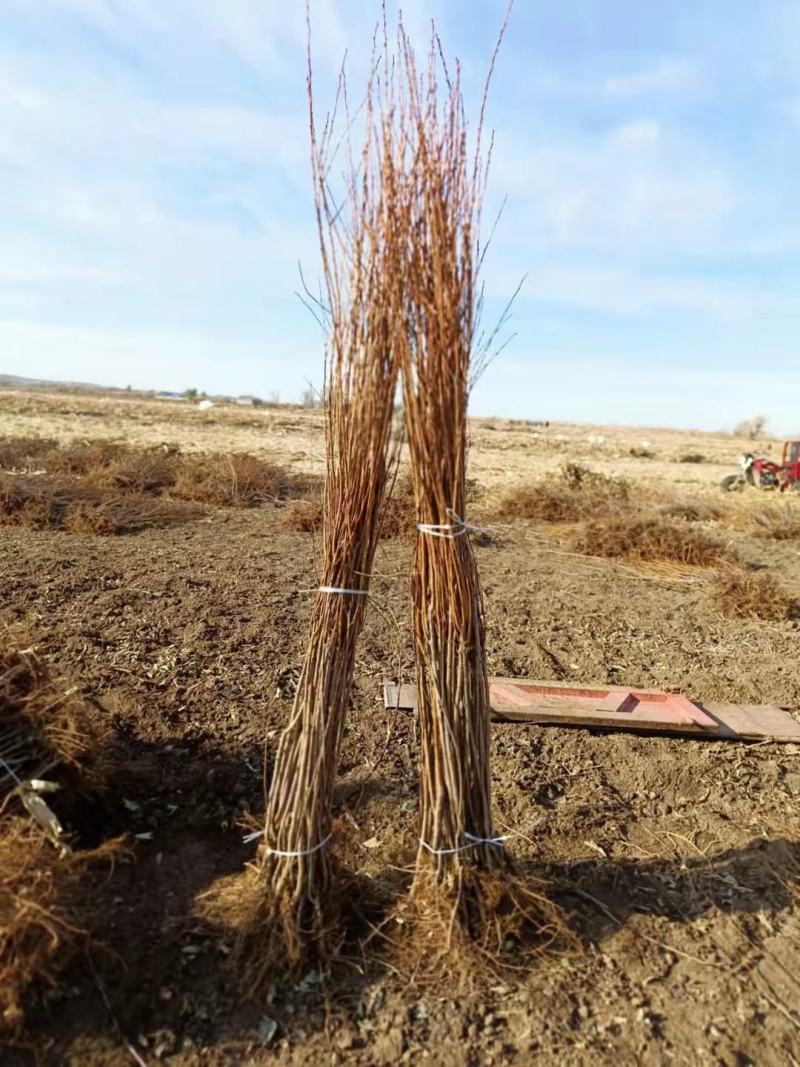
left=0, top=757, right=22, bottom=786
left=317, top=586, right=369, bottom=596
left=418, top=837, right=476, bottom=855
left=297, top=586, right=369, bottom=596
left=419, top=820, right=543, bottom=855
left=418, top=832, right=504, bottom=855
left=243, top=830, right=333, bottom=856
left=416, top=508, right=492, bottom=540
left=463, top=831, right=507, bottom=846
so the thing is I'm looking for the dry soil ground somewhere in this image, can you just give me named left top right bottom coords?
left=1, top=389, right=799, bottom=1066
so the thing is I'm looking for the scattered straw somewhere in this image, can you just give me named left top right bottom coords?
left=568, top=515, right=733, bottom=567
left=0, top=817, right=118, bottom=1034
left=707, top=568, right=799, bottom=622
left=498, top=464, right=632, bottom=524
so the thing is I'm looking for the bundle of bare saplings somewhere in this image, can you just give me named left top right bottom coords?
left=201, top=9, right=570, bottom=988
left=198, top=44, right=403, bottom=986
left=388, top=24, right=569, bottom=980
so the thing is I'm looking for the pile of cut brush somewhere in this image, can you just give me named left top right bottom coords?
left=0, top=437, right=317, bottom=534
left=0, top=626, right=117, bottom=1034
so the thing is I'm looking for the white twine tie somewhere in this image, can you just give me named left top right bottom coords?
left=418, top=819, right=542, bottom=856
left=297, top=586, right=369, bottom=596
left=417, top=508, right=492, bottom=540
left=317, top=586, right=369, bottom=596
left=243, top=830, right=333, bottom=857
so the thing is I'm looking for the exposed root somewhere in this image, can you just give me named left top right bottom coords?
left=1, top=625, right=109, bottom=796
left=387, top=865, right=577, bottom=990
left=196, top=856, right=345, bottom=994
left=0, top=817, right=120, bottom=1034
left=1, top=625, right=119, bottom=1033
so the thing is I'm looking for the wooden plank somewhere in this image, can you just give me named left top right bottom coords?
left=382, top=680, right=800, bottom=742
left=700, top=703, right=800, bottom=743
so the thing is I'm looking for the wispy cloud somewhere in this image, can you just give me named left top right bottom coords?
left=603, top=57, right=701, bottom=97
left=493, top=118, right=736, bottom=251
left=1, top=1, right=798, bottom=430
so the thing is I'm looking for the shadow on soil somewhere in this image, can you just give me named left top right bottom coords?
left=15, top=735, right=800, bottom=1064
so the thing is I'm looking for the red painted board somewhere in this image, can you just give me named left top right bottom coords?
left=381, top=679, right=800, bottom=742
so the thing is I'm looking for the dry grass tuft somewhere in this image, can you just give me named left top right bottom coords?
left=44, top=440, right=167, bottom=489
left=1, top=628, right=116, bottom=1033
left=280, top=497, right=323, bottom=533
left=44, top=439, right=314, bottom=506
left=0, top=819, right=117, bottom=1033
left=0, top=474, right=202, bottom=535
left=1, top=628, right=109, bottom=792
left=0, top=436, right=58, bottom=471
left=569, top=516, right=733, bottom=566
left=172, top=453, right=316, bottom=507
left=749, top=503, right=800, bottom=541
left=679, top=452, right=706, bottom=464
left=659, top=498, right=725, bottom=523
left=499, top=464, right=632, bottom=523
left=707, top=568, right=799, bottom=621
left=0, top=438, right=316, bottom=534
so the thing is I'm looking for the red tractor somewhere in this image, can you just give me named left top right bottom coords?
left=720, top=440, right=800, bottom=492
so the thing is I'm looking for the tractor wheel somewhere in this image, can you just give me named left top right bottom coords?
left=720, top=474, right=744, bottom=492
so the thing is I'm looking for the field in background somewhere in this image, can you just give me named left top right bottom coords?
left=0, top=386, right=782, bottom=491
left=2, top=386, right=799, bottom=1066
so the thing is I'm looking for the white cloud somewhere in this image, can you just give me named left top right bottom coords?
left=520, top=265, right=793, bottom=319
left=604, top=57, right=701, bottom=97
left=492, top=119, right=736, bottom=250
left=1, top=0, right=798, bottom=432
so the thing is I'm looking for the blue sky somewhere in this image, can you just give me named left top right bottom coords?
left=1, top=1, right=799, bottom=432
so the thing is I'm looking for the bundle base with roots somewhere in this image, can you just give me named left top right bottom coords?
left=197, top=847, right=346, bottom=993
left=386, top=535, right=575, bottom=985
left=390, top=865, right=576, bottom=990
left=198, top=590, right=371, bottom=987
left=384, top=14, right=575, bottom=976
